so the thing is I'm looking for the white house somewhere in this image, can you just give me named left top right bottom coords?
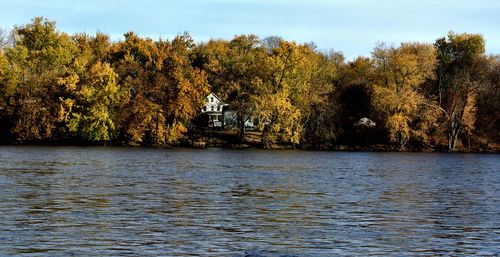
left=200, top=92, right=256, bottom=129
left=201, top=92, right=228, bottom=127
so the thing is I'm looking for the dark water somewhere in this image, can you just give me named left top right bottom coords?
left=0, top=146, right=499, bottom=256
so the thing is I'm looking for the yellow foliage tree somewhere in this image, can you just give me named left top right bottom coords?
left=372, top=42, right=436, bottom=149
left=256, top=88, right=302, bottom=147
left=110, top=32, right=209, bottom=145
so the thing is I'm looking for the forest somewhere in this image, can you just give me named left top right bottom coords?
left=0, top=17, right=498, bottom=152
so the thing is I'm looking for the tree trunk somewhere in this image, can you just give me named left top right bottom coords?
left=448, top=99, right=469, bottom=152
left=239, top=123, right=244, bottom=143
left=261, top=124, right=272, bottom=149
left=448, top=125, right=460, bottom=152
left=238, top=112, right=245, bottom=143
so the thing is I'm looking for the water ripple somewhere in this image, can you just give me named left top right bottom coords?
left=0, top=146, right=499, bottom=256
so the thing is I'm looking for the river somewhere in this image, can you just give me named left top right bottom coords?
left=0, top=146, right=498, bottom=256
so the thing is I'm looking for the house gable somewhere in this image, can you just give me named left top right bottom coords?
left=202, top=92, right=227, bottom=113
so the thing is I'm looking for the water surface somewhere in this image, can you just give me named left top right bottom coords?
left=0, top=146, right=499, bottom=256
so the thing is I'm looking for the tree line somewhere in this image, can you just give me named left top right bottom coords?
left=0, top=17, right=498, bottom=151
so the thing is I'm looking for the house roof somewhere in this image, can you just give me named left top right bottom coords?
left=208, top=92, right=228, bottom=106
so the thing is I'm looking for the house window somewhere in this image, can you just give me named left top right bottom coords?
left=210, top=97, right=214, bottom=102
left=217, top=106, right=220, bottom=111
left=211, top=106, right=214, bottom=111
left=210, top=114, right=218, bottom=121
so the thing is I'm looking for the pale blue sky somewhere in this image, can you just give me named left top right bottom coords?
left=0, top=0, right=499, bottom=60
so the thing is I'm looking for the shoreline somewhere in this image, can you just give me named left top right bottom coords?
left=1, top=141, right=498, bottom=154
left=1, top=128, right=498, bottom=153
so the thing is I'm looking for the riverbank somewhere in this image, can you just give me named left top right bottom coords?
left=181, top=129, right=499, bottom=153
left=1, top=129, right=498, bottom=153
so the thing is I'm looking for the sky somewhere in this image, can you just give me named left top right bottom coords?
left=0, top=0, right=499, bottom=60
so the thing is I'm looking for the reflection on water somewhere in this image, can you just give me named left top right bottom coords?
left=0, top=146, right=499, bottom=256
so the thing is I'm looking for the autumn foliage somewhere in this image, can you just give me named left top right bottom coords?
left=0, top=18, right=498, bottom=151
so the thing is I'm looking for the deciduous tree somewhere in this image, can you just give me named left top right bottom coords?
left=433, top=32, right=487, bottom=151
left=6, top=17, right=77, bottom=141
left=372, top=42, right=436, bottom=149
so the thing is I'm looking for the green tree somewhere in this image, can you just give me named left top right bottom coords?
left=54, top=32, right=121, bottom=143
left=62, top=62, right=121, bottom=142
left=433, top=32, right=488, bottom=151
